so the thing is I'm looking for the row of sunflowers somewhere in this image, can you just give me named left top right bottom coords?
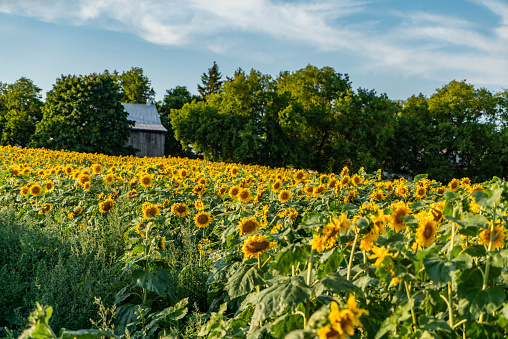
left=2, top=144, right=508, bottom=338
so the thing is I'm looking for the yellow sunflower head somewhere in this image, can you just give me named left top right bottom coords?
left=194, top=212, right=212, bottom=228
left=29, top=184, right=42, bottom=197
left=140, top=173, right=153, bottom=188
left=238, top=216, right=260, bottom=236
left=278, top=190, right=291, bottom=203
left=238, top=188, right=252, bottom=203
left=99, top=198, right=114, bottom=213
left=242, top=234, right=274, bottom=258
left=171, top=203, right=189, bottom=217
left=229, top=185, right=241, bottom=199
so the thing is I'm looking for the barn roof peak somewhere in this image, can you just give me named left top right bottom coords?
left=122, top=103, right=167, bottom=133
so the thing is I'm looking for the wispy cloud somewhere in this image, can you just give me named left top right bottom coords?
left=0, top=0, right=506, bottom=87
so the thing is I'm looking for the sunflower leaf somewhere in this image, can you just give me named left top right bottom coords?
left=248, top=276, right=310, bottom=331
left=132, top=268, right=170, bottom=296
left=225, top=265, right=265, bottom=299
left=272, top=243, right=310, bottom=275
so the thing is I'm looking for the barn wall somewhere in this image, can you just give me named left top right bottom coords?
left=127, top=130, right=166, bottom=157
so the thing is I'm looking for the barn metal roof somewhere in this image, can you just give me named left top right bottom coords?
left=122, top=103, right=167, bottom=133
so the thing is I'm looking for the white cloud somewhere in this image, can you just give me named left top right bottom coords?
left=0, top=0, right=506, bottom=87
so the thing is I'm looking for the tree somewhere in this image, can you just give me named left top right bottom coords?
left=276, top=65, right=352, bottom=172
left=390, top=80, right=501, bottom=182
left=0, top=77, right=43, bottom=147
left=197, top=61, right=223, bottom=100
left=30, top=72, right=135, bottom=155
left=117, top=67, right=155, bottom=104
left=158, top=86, right=201, bottom=156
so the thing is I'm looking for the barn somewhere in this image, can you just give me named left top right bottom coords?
left=122, top=102, right=167, bottom=157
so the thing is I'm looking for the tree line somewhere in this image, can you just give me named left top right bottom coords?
left=1, top=63, right=507, bottom=182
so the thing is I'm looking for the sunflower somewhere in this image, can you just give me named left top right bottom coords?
left=229, top=185, right=241, bottom=199
left=370, top=190, right=384, bottom=201
left=304, top=184, right=315, bottom=195
left=461, top=177, right=471, bottom=186
left=238, top=216, right=259, bottom=236
left=327, top=179, right=338, bottom=189
left=429, top=201, right=445, bottom=223
left=179, top=169, right=188, bottom=178
left=197, top=177, right=207, bottom=186
left=294, top=169, right=306, bottom=182
left=195, top=199, right=205, bottom=210
left=99, top=198, right=114, bottom=213
left=230, top=166, right=239, bottom=177
left=368, top=246, right=394, bottom=267
left=390, top=201, right=412, bottom=232
left=333, top=214, right=351, bottom=231
left=135, top=223, right=149, bottom=236
left=91, top=163, right=103, bottom=175
left=194, top=212, right=212, bottom=228
left=470, top=184, right=483, bottom=193
left=45, top=181, right=55, bottom=191
left=339, top=175, right=350, bottom=188
left=218, top=184, right=228, bottom=197
left=77, top=174, right=91, bottom=186
left=328, top=302, right=355, bottom=337
left=127, top=189, right=138, bottom=199
left=242, top=234, right=274, bottom=258
left=278, top=190, right=291, bottom=203
left=193, top=184, right=205, bottom=195
left=317, top=325, right=339, bottom=339
left=38, top=203, right=52, bottom=215
left=395, top=183, right=408, bottom=198
left=140, top=173, right=153, bottom=188
left=104, top=173, right=115, bottom=184
left=416, top=215, right=438, bottom=248
left=159, top=236, right=167, bottom=250
left=171, top=203, right=189, bottom=217
left=143, top=204, right=160, bottom=219
left=29, top=184, right=42, bottom=197
left=310, top=234, right=327, bottom=252
left=272, top=180, right=283, bottom=191
left=341, top=166, right=349, bottom=176
left=313, top=185, right=326, bottom=197
left=351, top=174, right=362, bottom=186
left=238, top=188, right=252, bottom=203
left=448, top=178, right=460, bottom=192
left=415, top=186, right=427, bottom=200
left=480, top=224, right=506, bottom=250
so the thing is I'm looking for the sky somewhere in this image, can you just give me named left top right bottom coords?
left=0, top=0, right=507, bottom=102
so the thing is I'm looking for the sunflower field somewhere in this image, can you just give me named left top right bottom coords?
left=1, top=145, right=508, bottom=339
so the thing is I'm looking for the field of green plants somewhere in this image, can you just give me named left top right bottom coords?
left=1, top=145, right=508, bottom=339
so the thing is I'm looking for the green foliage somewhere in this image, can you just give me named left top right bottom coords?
left=391, top=80, right=506, bottom=182
left=116, top=67, right=155, bottom=104
left=29, top=72, right=135, bottom=155
left=0, top=77, right=43, bottom=147
left=197, top=61, right=223, bottom=100
left=158, top=86, right=201, bottom=157
left=0, top=205, right=127, bottom=336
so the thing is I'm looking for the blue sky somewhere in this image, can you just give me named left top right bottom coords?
left=0, top=0, right=507, bottom=102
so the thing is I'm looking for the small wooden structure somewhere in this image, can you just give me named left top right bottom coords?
left=122, top=102, right=167, bottom=157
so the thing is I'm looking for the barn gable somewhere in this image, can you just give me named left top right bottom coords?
left=122, top=103, right=167, bottom=157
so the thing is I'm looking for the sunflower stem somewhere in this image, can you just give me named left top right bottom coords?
left=447, top=281, right=454, bottom=328
left=347, top=233, right=359, bottom=281
left=404, top=280, right=417, bottom=331
left=479, top=204, right=497, bottom=323
left=304, top=249, right=314, bottom=328
left=257, top=255, right=262, bottom=293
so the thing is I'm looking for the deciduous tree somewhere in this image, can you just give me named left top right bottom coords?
left=30, top=72, right=135, bottom=155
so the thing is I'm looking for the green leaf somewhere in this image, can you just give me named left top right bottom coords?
left=341, top=203, right=358, bottom=212
left=413, top=174, right=429, bottom=182
left=285, top=329, right=316, bottom=339
left=272, top=243, right=310, bottom=275
left=114, top=303, right=150, bottom=335
left=248, top=276, right=310, bottom=331
left=225, top=265, right=265, bottom=299
left=270, top=313, right=304, bottom=338
left=313, top=271, right=362, bottom=297
left=317, top=247, right=344, bottom=278
left=443, top=190, right=458, bottom=200
left=423, top=253, right=456, bottom=284
left=299, top=212, right=326, bottom=229
left=468, top=287, right=506, bottom=318
left=490, top=249, right=508, bottom=267
left=60, top=329, right=120, bottom=339
left=132, top=268, right=170, bottom=296
left=353, top=217, right=370, bottom=231
left=374, top=301, right=413, bottom=339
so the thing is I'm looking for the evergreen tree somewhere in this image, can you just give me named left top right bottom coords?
left=197, top=61, right=223, bottom=100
